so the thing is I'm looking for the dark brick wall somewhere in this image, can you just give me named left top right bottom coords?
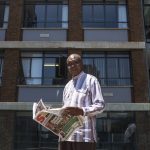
left=127, top=0, right=145, bottom=41
left=68, top=0, right=83, bottom=41
left=0, top=1, right=23, bottom=149
left=67, top=0, right=83, bottom=61
left=135, top=112, right=150, bottom=150
left=128, top=0, right=149, bottom=103
left=131, top=50, right=149, bottom=103
left=0, top=49, right=21, bottom=102
left=0, top=0, right=23, bottom=102
left=5, top=0, right=23, bottom=41
left=0, top=112, right=15, bottom=150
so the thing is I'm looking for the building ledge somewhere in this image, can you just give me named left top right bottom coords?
left=0, top=41, right=145, bottom=49
left=0, top=102, right=149, bottom=111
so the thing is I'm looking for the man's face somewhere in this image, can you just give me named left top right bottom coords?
left=67, top=55, right=83, bottom=77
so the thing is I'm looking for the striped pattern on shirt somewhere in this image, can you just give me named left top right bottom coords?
left=62, top=71, right=105, bottom=142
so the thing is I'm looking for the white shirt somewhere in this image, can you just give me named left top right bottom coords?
left=62, top=71, right=105, bottom=142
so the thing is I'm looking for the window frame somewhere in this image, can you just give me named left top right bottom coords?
left=82, top=0, right=128, bottom=28
left=21, top=51, right=67, bottom=85
left=23, top=0, right=68, bottom=28
left=82, top=52, right=132, bottom=86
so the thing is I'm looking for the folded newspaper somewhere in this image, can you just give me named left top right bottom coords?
left=33, top=99, right=84, bottom=141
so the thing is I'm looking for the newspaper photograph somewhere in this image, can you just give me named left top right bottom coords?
left=33, top=99, right=84, bottom=141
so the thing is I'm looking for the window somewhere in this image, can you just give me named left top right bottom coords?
left=82, top=0, right=127, bottom=28
left=14, top=112, right=58, bottom=150
left=0, top=1, right=9, bottom=28
left=21, top=52, right=67, bottom=85
left=23, top=0, right=68, bottom=28
left=83, top=52, right=132, bottom=86
left=96, top=112, right=135, bottom=149
left=0, top=52, right=3, bottom=84
left=143, top=0, right=150, bottom=42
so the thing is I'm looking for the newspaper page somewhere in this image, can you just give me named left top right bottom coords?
left=33, top=99, right=84, bottom=141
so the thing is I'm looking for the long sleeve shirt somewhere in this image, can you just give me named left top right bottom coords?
left=62, top=71, right=105, bottom=142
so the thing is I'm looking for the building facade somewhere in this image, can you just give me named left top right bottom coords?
left=0, top=0, right=150, bottom=150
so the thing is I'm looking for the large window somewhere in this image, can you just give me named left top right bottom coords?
left=23, top=0, right=68, bottom=28
left=143, top=0, right=150, bottom=42
left=0, top=1, right=9, bottom=28
left=83, top=52, right=132, bottom=86
left=14, top=112, right=58, bottom=150
left=97, top=112, right=135, bottom=150
left=82, top=0, right=127, bottom=28
left=21, top=52, right=67, bottom=85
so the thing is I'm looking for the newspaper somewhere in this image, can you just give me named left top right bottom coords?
left=33, top=99, right=84, bottom=141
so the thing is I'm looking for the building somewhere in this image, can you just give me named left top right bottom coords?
left=0, top=0, right=150, bottom=149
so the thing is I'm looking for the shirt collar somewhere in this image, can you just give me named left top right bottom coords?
left=72, top=71, right=84, bottom=80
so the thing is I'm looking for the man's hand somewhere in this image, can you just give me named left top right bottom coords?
left=63, top=107, right=84, bottom=116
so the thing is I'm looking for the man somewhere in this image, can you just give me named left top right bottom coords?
left=59, top=53, right=105, bottom=150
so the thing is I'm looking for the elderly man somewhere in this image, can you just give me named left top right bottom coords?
left=59, top=53, right=105, bottom=150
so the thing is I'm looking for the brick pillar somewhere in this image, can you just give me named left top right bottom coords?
left=0, top=1, right=23, bottom=150
left=0, top=112, right=15, bottom=150
left=127, top=0, right=144, bottom=41
left=68, top=0, right=83, bottom=41
left=135, top=112, right=150, bottom=150
left=1, top=49, right=21, bottom=102
left=131, top=50, right=149, bottom=103
left=1, top=0, right=23, bottom=102
left=5, top=0, right=23, bottom=41
left=68, top=0, right=83, bottom=56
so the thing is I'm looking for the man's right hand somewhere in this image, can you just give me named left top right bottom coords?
left=63, top=107, right=84, bottom=116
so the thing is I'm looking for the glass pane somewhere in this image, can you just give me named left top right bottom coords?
left=47, top=5, right=58, bottom=21
left=83, top=58, right=94, bottom=75
left=144, top=6, right=150, bottom=41
left=24, top=5, right=39, bottom=27
left=118, top=5, right=127, bottom=28
left=62, top=5, right=68, bottom=28
left=22, top=59, right=30, bottom=77
left=44, top=58, right=56, bottom=78
left=35, top=5, right=45, bottom=27
left=119, top=58, right=130, bottom=78
left=94, top=58, right=105, bottom=79
left=0, top=4, right=5, bottom=27
left=105, top=5, right=117, bottom=27
left=3, top=5, right=9, bottom=28
left=83, top=5, right=92, bottom=22
left=31, top=58, right=42, bottom=77
left=93, top=5, right=104, bottom=22
left=93, top=5, right=104, bottom=27
left=107, top=58, right=119, bottom=78
left=46, top=5, right=62, bottom=27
